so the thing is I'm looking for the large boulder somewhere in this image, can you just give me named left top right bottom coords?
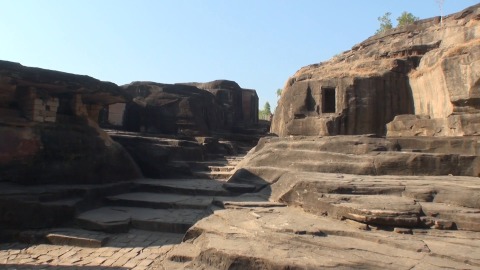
left=271, top=4, right=480, bottom=137
left=186, top=80, right=259, bottom=129
left=121, top=82, right=227, bottom=136
left=0, top=61, right=141, bottom=185
left=118, top=80, right=259, bottom=136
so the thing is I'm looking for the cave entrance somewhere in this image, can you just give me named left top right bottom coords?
left=322, top=88, right=336, bottom=113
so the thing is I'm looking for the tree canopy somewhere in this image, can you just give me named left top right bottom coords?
left=397, top=12, right=419, bottom=27
left=376, top=11, right=419, bottom=34
left=376, top=12, right=393, bottom=34
left=276, top=88, right=283, bottom=98
left=259, top=101, right=272, bottom=120
left=263, top=102, right=271, bottom=114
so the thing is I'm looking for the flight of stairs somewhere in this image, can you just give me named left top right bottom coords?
left=70, top=152, right=254, bottom=239
left=4, top=146, right=256, bottom=248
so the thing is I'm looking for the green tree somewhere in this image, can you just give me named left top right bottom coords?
left=263, top=102, right=271, bottom=115
left=376, top=12, right=393, bottom=34
left=276, top=88, right=283, bottom=98
left=259, top=101, right=272, bottom=120
left=397, top=12, right=419, bottom=27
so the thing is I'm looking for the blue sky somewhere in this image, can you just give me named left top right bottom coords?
left=0, top=1, right=477, bottom=110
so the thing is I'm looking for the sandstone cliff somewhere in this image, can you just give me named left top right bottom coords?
left=121, top=82, right=226, bottom=136
left=272, top=4, right=480, bottom=137
left=117, top=80, right=258, bottom=136
left=186, top=80, right=259, bottom=129
left=0, top=61, right=141, bottom=184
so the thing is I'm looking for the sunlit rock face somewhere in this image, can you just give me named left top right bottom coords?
left=272, top=4, right=480, bottom=137
left=0, top=60, right=141, bottom=185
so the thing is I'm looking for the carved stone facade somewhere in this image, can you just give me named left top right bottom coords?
left=17, top=88, right=59, bottom=123
left=272, top=4, right=480, bottom=137
left=107, top=80, right=259, bottom=136
left=0, top=60, right=141, bottom=185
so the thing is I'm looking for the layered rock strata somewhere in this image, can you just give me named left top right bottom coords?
left=186, top=80, right=259, bottom=129
left=111, top=80, right=259, bottom=136
left=0, top=60, right=141, bottom=185
left=228, top=136, right=480, bottom=232
left=121, top=82, right=226, bottom=136
left=272, top=4, right=480, bottom=137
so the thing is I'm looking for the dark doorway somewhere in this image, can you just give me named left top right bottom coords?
left=305, top=86, right=316, bottom=112
left=322, top=88, right=336, bottom=113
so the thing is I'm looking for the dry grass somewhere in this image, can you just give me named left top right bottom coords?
left=410, top=38, right=480, bottom=79
left=444, top=38, right=480, bottom=57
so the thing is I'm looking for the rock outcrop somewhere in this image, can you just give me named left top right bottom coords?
left=165, top=205, right=480, bottom=269
left=120, top=82, right=227, bottom=136
left=107, top=80, right=259, bottom=136
left=186, top=80, right=259, bottom=129
left=0, top=60, right=141, bottom=184
left=272, top=4, right=480, bottom=137
left=227, top=135, right=480, bottom=230
left=231, top=136, right=480, bottom=188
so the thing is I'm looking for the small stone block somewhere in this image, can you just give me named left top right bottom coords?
left=393, top=227, right=412, bottom=234
left=33, top=116, right=44, bottom=122
left=44, top=116, right=56, bottom=122
left=345, top=219, right=370, bottom=230
left=434, top=219, right=455, bottom=230
left=420, top=216, right=435, bottom=227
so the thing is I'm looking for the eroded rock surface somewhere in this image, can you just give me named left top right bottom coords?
left=163, top=206, right=480, bottom=269
left=119, top=80, right=259, bottom=136
left=121, top=82, right=227, bottom=136
left=231, top=136, right=480, bottom=189
left=156, top=135, right=480, bottom=269
left=272, top=4, right=480, bottom=137
left=0, top=61, right=141, bottom=185
left=228, top=136, right=480, bottom=231
left=186, top=80, right=259, bottom=129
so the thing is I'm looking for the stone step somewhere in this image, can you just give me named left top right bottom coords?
left=133, top=179, right=234, bottom=196
left=208, top=165, right=236, bottom=172
left=76, top=207, right=208, bottom=233
left=186, top=160, right=230, bottom=168
left=237, top=146, right=253, bottom=152
left=192, top=171, right=234, bottom=180
left=225, top=156, right=245, bottom=161
left=105, top=192, right=213, bottom=210
left=18, top=228, right=110, bottom=248
left=420, top=202, right=480, bottom=231
left=222, top=183, right=257, bottom=193
left=213, top=194, right=286, bottom=209
left=165, top=242, right=201, bottom=269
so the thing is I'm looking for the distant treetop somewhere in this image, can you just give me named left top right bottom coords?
left=376, top=12, right=393, bottom=34
left=376, top=11, right=419, bottom=34
left=397, top=12, right=420, bottom=27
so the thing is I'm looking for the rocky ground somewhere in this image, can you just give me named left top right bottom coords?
left=0, top=146, right=256, bottom=269
left=1, top=4, right=480, bottom=270
left=2, top=136, right=480, bottom=269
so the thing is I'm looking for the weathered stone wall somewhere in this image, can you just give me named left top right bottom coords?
left=272, top=4, right=480, bottom=137
left=118, top=80, right=259, bottom=136
left=0, top=60, right=141, bottom=185
left=17, top=88, right=59, bottom=123
left=188, top=80, right=259, bottom=129
left=241, top=89, right=258, bottom=126
left=121, top=82, right=227, bottom=136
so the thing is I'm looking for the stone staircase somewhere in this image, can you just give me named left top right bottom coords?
left=63, top=151, right=253, bottom=243
left=190, top=155, right=245, bottom=181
